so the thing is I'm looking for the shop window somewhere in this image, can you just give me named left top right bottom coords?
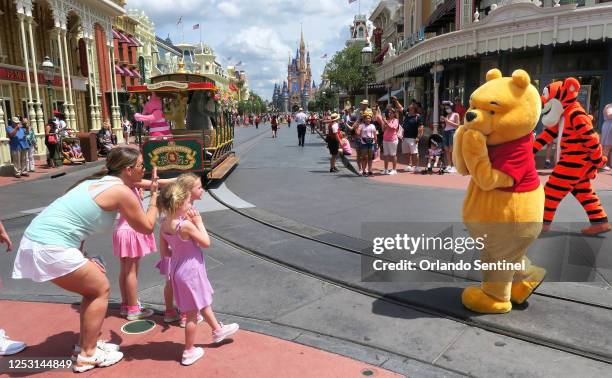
left=1, top=99, right=11, bottom=126
left=551, top=49, right=606, bottom=73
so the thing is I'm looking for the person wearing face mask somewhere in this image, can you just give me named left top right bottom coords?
left=440, top=101, right=460, bottom=173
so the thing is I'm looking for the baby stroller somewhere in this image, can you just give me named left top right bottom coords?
left=422, top=134, right=445, bottom=175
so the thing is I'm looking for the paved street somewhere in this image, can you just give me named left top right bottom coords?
left=2, top=126, right=612, bottom=376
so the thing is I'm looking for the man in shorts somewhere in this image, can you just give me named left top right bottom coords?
left=393, top=97, right=423, bottom=172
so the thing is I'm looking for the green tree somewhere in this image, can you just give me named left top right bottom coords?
left=307, top=100, right=318, bottom=112
left=325, top=44, right=375, bottom=96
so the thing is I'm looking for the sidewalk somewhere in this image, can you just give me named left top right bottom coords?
left=0, top=143, right=144, bottom=188
left=338, top=138, right=612, bottom=191
left=0, top=300, right=400, bottom=377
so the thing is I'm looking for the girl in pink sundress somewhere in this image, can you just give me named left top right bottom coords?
left=157, top=182, right=239, bottom=366
left=156, top=173, right=206, bottom=326
left=114, top=176, right=175, bottom=320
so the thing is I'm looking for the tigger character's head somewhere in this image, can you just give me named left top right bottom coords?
left=464, top=69, right=541, bottom=146
left=540, top=78, right=580, bottom=127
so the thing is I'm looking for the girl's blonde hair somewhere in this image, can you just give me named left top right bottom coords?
left=176, top=173, right=200, bottom=192
left=157, top=182, right=190, bottom=216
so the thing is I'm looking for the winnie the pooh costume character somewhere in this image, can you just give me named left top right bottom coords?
left=453, top=69, right=546, bottom=314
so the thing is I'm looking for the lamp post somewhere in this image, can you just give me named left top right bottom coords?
left=361, top=44, right=373, bottom=105
left=430, top=63, right=444, bottom=134
left=42, top=56, right=55, bottom=117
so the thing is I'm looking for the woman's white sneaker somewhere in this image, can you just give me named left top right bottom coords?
left=212, top=322, right=239, bottom=343
left=72, top=340, right=121, bottom=362
left=0, top=329, right=26, bottom=356
left=73, top=348, right=123, bottom=373
left=181, top=347, right=204, bottom=366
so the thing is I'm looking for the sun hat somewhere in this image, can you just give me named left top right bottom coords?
left=11, top=116, right=21, bottom=124
left=360, top=99, right=369, bottom=106
left=324, top=113, right=340, bottom=122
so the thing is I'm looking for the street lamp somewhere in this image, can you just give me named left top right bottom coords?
left=42, top=56, right=55, bottom=116
left=430, top=63, right=444, bottom=134
left=361, top=44, right=373, bottom=104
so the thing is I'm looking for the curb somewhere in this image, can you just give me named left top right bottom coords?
left=315, top=128, right=358, bottom=176
left=0, top=159, right=105, bottom=187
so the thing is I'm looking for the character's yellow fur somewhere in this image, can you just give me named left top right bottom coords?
left=454, top=69, right=545, bottom=314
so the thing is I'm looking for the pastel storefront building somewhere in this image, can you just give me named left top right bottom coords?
left=374, top=0, right=612, bottom=131
left=0, top=0, right=125, bottom=174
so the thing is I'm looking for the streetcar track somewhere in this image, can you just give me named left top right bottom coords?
left=205, top=187, right=612, bottom=311
left=204, top=185, right=612, bottom=366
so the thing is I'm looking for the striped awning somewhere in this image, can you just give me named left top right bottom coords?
left=114, top=65, right=125, bottom=75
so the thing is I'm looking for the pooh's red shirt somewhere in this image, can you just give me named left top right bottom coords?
left=487, top=133, right=540, bottom=192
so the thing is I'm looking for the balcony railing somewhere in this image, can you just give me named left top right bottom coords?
left=475, top=0, right=609, bottom=23
left=388, top=0, right=610, bottom=62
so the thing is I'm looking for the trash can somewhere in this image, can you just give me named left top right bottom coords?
left=52, top=137, right=63, bottom=167
left=78, top=132, right=98, bottom=162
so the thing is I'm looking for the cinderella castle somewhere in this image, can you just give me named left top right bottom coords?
left=272, top=29, right=318, bottom=112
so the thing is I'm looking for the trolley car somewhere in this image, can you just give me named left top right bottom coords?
left=127, top=72, right=238, bottom=181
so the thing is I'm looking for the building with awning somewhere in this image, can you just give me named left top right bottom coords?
left=0, top=0, right=125, bottom=174
left=375, top=0, right=612, bottom=131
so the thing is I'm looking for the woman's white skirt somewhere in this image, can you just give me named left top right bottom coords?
left=12, top=236, right=88, bottom=282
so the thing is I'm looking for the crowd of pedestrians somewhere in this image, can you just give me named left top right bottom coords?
left=316, top=96, right=470, bottom=176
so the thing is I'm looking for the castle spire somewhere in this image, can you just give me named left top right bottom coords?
left=300, top=24, right=305, bottom=51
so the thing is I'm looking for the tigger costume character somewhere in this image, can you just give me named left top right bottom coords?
left=533, top=78, right=611, bottom=235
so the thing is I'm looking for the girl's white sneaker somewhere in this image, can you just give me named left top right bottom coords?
left=181, top=347, right=204, bottom=366
left=212, top=322, right=239, bottom=343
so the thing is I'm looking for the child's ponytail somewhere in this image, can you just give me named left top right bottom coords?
left=157, top=182, right=190, bottom=216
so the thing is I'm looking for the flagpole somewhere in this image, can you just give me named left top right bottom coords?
left=199, top=21, right=202, bottom=44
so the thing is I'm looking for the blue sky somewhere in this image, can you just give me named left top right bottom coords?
left=125, top=0, right=378, bottom=100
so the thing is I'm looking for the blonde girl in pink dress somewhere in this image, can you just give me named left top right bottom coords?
left=114, top=177, right=175, bottom=320
left=156, top=173, right=204, bottom=326
left=157, top=182, right=239, bottom=366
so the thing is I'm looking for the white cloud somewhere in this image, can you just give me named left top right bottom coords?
left=217, top=2, right=241, bottom=18
left=126, top=0, right=378, bottom=100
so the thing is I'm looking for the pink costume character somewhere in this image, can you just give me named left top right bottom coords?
left=134, top=93, right=172, bottom=137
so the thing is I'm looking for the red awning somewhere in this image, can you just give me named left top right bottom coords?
left=114, top=65, right=125, bottom=75
left=128, top=36, right=141, bottom=47
left=123, top=68, right=135, bottom=77
left=115, top=30, right=131, bottom=44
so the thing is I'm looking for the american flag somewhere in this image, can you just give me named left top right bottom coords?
left=176, top=16, right=182, bottom=25
left=235, top=61, right=242, bottom=66
left=193, top=24, right=200, bottom=30
left=321, top=53, right=328, bottom=59
left=348, top=0, right=358, bottom=3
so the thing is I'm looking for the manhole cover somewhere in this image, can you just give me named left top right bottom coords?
left=361, top=369, right=375, bottom=376
left=121, top=319, right=156, bottom=335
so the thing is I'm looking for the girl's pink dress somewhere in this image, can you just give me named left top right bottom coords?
left=112, top=188, right=157, bottom=258
left=161, top=218, right=213, bottom=312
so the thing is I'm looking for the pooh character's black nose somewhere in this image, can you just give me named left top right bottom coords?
left=465, top=112, right=477, bottom=122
